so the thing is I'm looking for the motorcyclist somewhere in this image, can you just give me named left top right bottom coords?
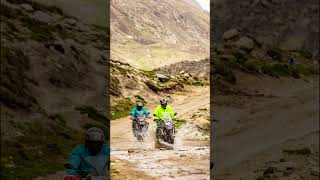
left=153, top=98, right=175, bottom=137
left=130, top=100, right=150, bottom=135
left=64, top=127, right=110, bottom=178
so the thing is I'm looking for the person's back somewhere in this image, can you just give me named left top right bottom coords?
left=65, top=127, right=110, bottom=178
left=66, top=144, right=110, bottom=176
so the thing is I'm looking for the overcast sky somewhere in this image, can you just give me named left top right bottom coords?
left=194, top=0, right=210, bottom=12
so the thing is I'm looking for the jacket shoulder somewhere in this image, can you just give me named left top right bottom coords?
left=71, top=144, right=86, bottom=154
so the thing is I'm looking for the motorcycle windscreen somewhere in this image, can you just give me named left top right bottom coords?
left=83, top=154, right=109, bottom=177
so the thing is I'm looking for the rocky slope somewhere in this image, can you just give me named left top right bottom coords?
left=212, top=0, right=319, bottom=56
left=110, top=58, right=209, bottom=120
left=211, top=28, right=319, bottom=96
left=1, top=0, right=109, bottom=178
left=33, top=0, right=109, bottom=27
left=111, top=0, right=210, bottom=69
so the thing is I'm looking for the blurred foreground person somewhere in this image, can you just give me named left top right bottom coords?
left=64, top=127, right=110, bottom=180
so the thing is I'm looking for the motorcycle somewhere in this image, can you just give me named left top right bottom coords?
left=132, top=112, right=150, bottom=141
left=156, top=112, right=177, bottom=144
left=64, top=154, right=109, bottom=180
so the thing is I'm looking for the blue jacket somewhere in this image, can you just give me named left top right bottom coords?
left=130, top=107, right=150, bottom=118
left=65, top=144, right=110, bottom=177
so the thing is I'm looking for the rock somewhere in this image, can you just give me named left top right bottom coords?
left=183, top=73, right=190, bottom=78
left=222, top=29, right=239, bottom=40
left=77, top=22, right=91, bottom=32
left=32, top=11, right=54, bottom=24
left=244, top=59, right=260, bottom=72
left=279, top=158, right=286, bottom=162
left=263, top=167, right=278, bottom=175
left=311, top=168, right=319, bottom=176
left=5, top=161, right=15, bottom=168
left=119, top=65, right=128, bottom=69
left=234, top=36, right=254, bottom=51
left=250, top=49, right=265, bottom=59
left=21, top=3, right=33, bottom=12
left=180, top=154, right=187, bottom=157
left=156, top=73, right=169, bottom=82
left=65, top=18, right=77, bottom=26
left=198, top=72, right=207, bottom=79
left=194, top=116, right=210, bottom=130
left=16, top=131, right=25, bottom=137
left=114, top=169, right=120, bottom=173
left=278, top=161, right=297, bottom=171
left=220, top=54, right=236, bottom=61
left=179, top=70, right=185, bottom=74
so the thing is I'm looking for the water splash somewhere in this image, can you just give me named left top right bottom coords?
left=174, top=121, right=209, bottom=149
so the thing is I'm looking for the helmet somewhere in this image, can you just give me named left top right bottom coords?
left=160, top=98, right=168, bottom=107
left=85, top=127, right=105, bottom=142
left=136, top=101, right=143, bottom=107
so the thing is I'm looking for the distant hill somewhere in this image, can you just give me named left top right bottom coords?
left=111, top=0, right=210, bottom=69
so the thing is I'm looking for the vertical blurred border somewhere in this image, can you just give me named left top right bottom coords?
left=209, top=0, right=215, bottom=178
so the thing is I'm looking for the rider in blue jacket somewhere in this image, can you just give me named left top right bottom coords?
left=130, top=101, right=150, bottom=134
left=65, top=127, right=110, bottom=177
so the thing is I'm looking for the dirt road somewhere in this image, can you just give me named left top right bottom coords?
left=212, top=75, right=319, bottom=179
left=110, top=86, right=210, bottom=180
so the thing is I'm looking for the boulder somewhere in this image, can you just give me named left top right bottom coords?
left=32, top=11, right=54, bottom=24
left=277, top=161, right=297, bottom=171
left=183, top=73, right=191, bottom=78
left=77, top=22, right=91, bottom=32
left=21, top=3, right=33, bottom=12
left=156, top=73, right=169, bottom=82
left=65, top=18, right=77, bottom=26
left=234, top=36, right=255, bottom=51
left=263, top=167, right=278, bottom=175
left=194, top=116, right=210, bottom=130
left=222, top=29, right=240, bottom=41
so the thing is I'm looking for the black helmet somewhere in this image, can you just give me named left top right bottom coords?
left=85, top=127, right=104, bottom=155
left=85, top=127, right=105, bottom=142
left=160, top=98, right=168, bottom=107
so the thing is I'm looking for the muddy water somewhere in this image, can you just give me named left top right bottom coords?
left=111, top=123, right=210, bottom=180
